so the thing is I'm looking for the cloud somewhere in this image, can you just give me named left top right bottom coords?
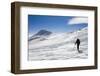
left=68, top=17, right=88, bottom=25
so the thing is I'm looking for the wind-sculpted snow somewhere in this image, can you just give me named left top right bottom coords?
left=28, top=27, right=88, bottom=60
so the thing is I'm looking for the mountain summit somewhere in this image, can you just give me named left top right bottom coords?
left=29, top=29, right=52, bottom=41
left=34, top=29, right=52, bottom=36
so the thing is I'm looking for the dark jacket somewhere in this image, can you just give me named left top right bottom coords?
left=75, top=39, right=80, bottom=45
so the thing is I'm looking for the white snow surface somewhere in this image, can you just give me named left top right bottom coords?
left=28, top=27, right=88, bottom=61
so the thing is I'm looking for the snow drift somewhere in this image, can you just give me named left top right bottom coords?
left=28, top=27, right=88, bottom=61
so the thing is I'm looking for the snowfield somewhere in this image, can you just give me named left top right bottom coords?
left=28, top=27, right=88, bottom=61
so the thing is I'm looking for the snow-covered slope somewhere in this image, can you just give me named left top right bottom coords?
left=28, top=27, right=88, bottom=60
left=29, top=30, right=52, bottom=44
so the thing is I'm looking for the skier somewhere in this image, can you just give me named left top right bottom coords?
left=75, top=38, right=80, bottom=53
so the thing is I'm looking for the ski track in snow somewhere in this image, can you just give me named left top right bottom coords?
left=28, top=27, right=88, bottom=61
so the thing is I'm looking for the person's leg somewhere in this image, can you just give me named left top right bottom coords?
left=77, top=44, right=80, bottom=52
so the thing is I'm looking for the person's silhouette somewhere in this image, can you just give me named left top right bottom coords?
left=75, top=38, right=80, bottom=53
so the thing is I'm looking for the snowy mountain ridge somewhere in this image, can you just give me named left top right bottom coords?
left=29, top=29, right=52, bottom=41
left=28, top=27, right=88, bottom=60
